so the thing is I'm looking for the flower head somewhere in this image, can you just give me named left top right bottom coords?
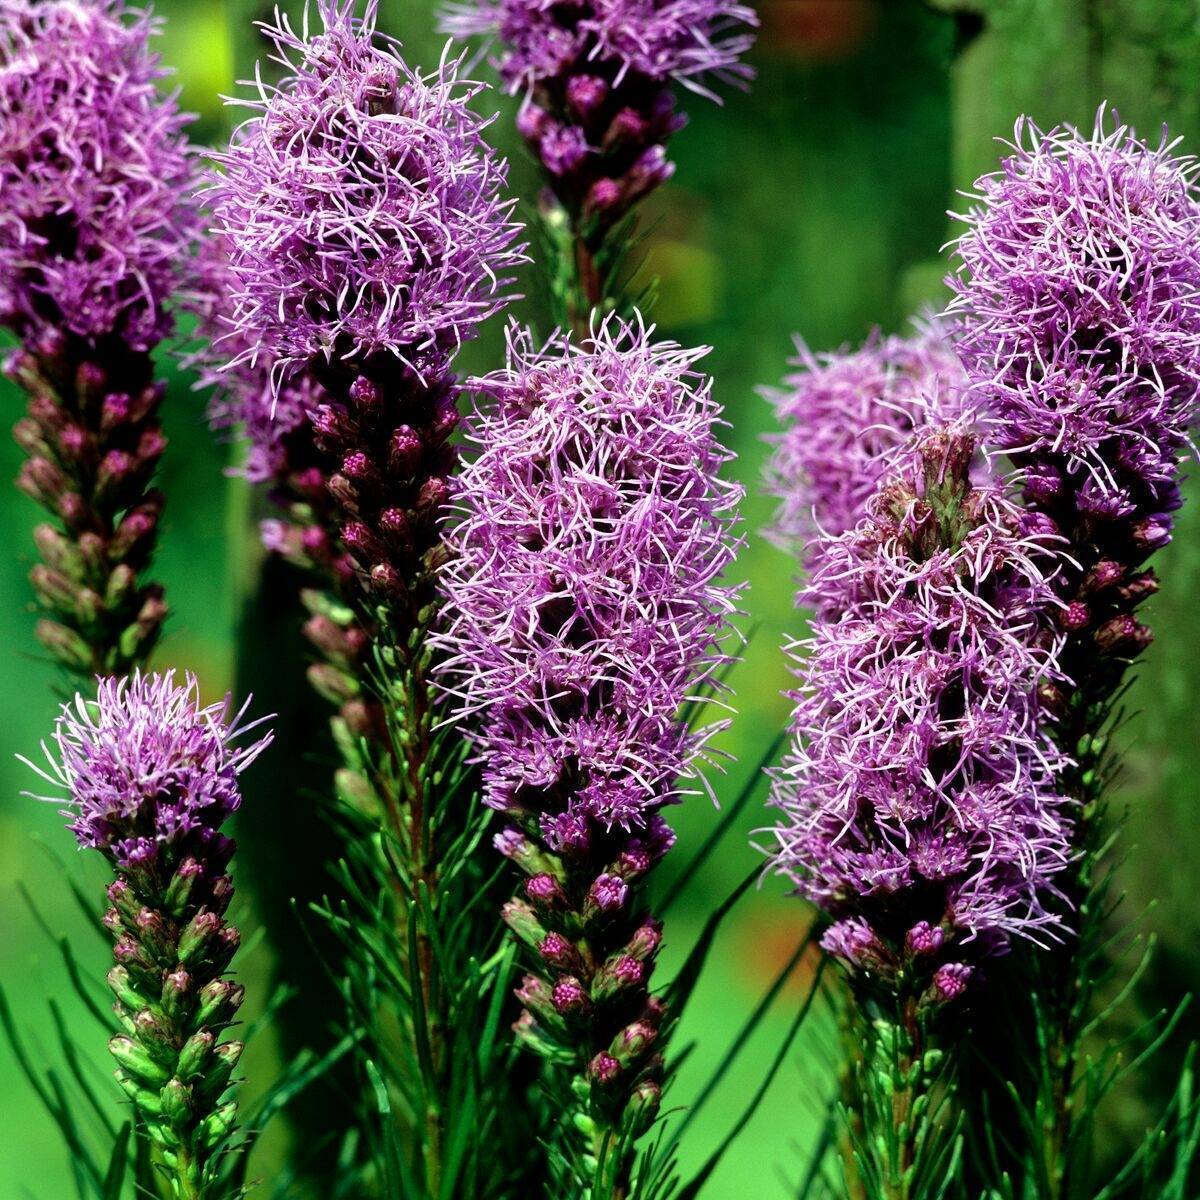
left=768, top=414, right=1072, bottom=965
left=442, top=0, right=757, bottom=96
left=763, top=316, right=965, bottom=551
left=0, top=0, right=202, bottom=350
left=212, top=0, right=524, bottom=380
left=949, top=109, right=1200, bottom=514
left=436, top=316, right=742, bottom=835
left=30, top=671, right=272, bottom=871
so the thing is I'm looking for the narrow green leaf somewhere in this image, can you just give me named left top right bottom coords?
left=677, top=923, right=815, bottom=1136
left=101, top=1123, right=130, bottom=1199
left=664, top=865, right=759, bottom=1015
left=48, top=1000, right=117, bottom=1141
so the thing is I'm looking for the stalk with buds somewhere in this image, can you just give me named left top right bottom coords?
left=25, top=672, right=271, bottom=1199
left=441, top=0, right=757, bottom=326
left=437, top=318, right=742, bottom=1193
left=209, top=2, right=533, bottom=1190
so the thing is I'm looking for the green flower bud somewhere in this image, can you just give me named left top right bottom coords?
left=195, top=979, right=244, bottom=1028
left=177, top=911, right=221, bottom=965
left=107, top=965, right=149, bottom=1012
left=115, top=1069, right=165, bottom=1117
left=110, top=1036, right=170, bottom=1086
left=198, top=1101, right=238, bottom=1152
left=177, top=1030, right=215, bottom=1080
left=160, top=1077, right=193, bottom=1126
left=501, top=898, right=546, bottom=950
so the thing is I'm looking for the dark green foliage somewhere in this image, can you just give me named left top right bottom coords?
left=302, top=603, right=546, bottom=1199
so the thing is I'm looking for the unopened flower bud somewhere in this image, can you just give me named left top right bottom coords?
left=551, top=976, right=590, bottom=1016
left=525, top=873, right=565, bottom=908
left=349, top=375, right=381, bottom=412
left=389, top=425, right=422, bottom=474
left=929, top=962, right=973, bottom=1003
left=502, top=898, right=547, bottom=950
left=588, top=1051, right=621, bottom=1085
left=592, top=954, right=644, bottom=1002
left=625, top=1078, right=662, bottom=1134
left=587, top=873, right=628, bottom=915
left=1094, top=614, right=1153, bottom=657
left=109, top=1034, right=170, bottom=1085
left=516, top=102, right=548, bottom=141
left=1132, top=515, right=1172, bottom=553
left=538, top=931, right=580, bottom=971
left=178, top=911, right=221, bottom=965
left=567, top=75, right=609, bottom=119
left=1061, top=600, right=1090, bottom=632
left=627, top=919, right=663, bottom=960
left=905, top=921, right=944, bottom=956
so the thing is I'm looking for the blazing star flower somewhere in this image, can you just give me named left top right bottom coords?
left=441, top=0, right=756, bottom=248
left=437, top=316, right=742, bottom=833
left=213, top=0, right=523, bottom=380
left=435, top=315, right=742, bottom=1179
left=767, top=413, right=1072, bottom=996
left=948, top=108, right=1200, bottom=680
left=0, top=0, right=203, bottom=677
left=0, top=0, right=202, bottom=349
left=211, top=0, right=523, bottom=617
left=37, top=671, right=271, bottom=869
left=763, top=316, right=965, bottom=552
left=26, top=671, right=271, bottom=1190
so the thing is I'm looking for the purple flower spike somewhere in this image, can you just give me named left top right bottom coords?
left=437, top=316, right=743, bottom=831
left=436, top=314, right=742, bottom=1184
left=762, top=316, right=966, bottom=553
left=206, top=1, right=525, bottom=823
left=949, top=108, right=1200, bottom=713
left=1, top=0, right=206, bottom=678
left=26, top=671, right=271, bottom=1187
left=767, top=410, right=1073, bottom=999
left=212, top=0, right=524, bottom=380
left=441, top=0, right=757, bottom=282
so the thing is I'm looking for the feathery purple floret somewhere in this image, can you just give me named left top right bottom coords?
left=949, top=110, right=1200, bottom=682
left=443, top=0, right=757, bottom=95
left=0, top=0, right=202, bottom=350
left=206, top=353, right=320, bottom=487
left=950, top=110, right=1200, bottom=536
left=768, top=413, right=1072, bottom=984
left=212, top=0, right=524, bottom=380
left=194, top=252, right=318, bottom=486
left=437, top=317, right=742, bottom=837
left=35, top=670, right=271, bottom=871
left=763, top=317, right=966, bottom=552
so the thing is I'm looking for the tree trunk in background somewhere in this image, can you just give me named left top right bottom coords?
left=933, top=0, right=1200, bottom=1174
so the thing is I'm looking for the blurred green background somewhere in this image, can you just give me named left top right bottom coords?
left=3, top=0, right=1200, bottom=1194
